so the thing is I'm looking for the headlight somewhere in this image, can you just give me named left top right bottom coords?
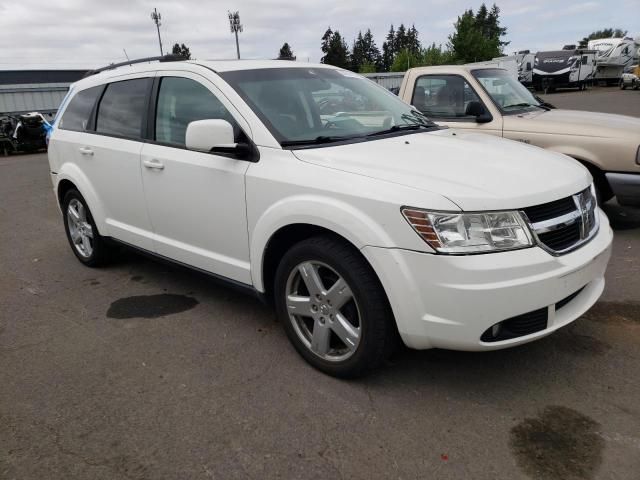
left=401, top=207, right=533, bottom=254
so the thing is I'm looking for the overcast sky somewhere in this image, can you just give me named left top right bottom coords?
left=0, top=0, right=638, bottom=68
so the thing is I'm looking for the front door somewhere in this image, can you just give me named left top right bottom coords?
left=140, top=72, right=252, bottom=284
left=410, top=74, right=503, bottom=137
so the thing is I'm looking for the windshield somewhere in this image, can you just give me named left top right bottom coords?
left=219, top=67, right=436, bottom=147
left=471, top=69, right=542, bottom=113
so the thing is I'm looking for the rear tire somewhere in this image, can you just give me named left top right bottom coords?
left=274, top=235, right=396, bottom=378
left=62, top=189, right=111, bottom=267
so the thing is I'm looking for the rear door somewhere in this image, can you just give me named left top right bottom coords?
left=139, top=71, right=252, bottom=284
left=56, top=75, right=155, bottom=250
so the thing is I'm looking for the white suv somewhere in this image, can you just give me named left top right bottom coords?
left=48, top=57, right=613, bottom=377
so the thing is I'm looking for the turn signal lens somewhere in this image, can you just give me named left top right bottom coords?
left=401, top=207, right=533, bottom=254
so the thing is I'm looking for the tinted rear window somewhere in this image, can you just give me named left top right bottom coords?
left=96, top=78, right=150, bottom=139
left=59, top=86, right=102, bottom=132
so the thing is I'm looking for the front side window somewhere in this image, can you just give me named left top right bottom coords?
left=59, top=86, right=102, bottom=132
left=155, top=77, right=240, bottom=146
left=412, top=75, right=483, bottom=120
left=472, top=69, right=543, bottom=114
left=96, top=78, right=150, bottom=139
left=220, top=68, right=436, bottom=146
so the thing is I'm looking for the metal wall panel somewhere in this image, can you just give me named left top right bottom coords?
left=0, top=85, right=70, bottom=115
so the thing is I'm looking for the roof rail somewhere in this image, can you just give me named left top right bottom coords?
left=83, top=54, right=187, bottom=77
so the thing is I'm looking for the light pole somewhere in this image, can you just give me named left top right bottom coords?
left=228, top=11, right=243, bottom=59
left=151, top=8, right=163, bottom=56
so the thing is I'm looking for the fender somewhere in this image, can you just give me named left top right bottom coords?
left=55, top=162, right=109, bottom=235
left=250, top=194, right=403, bottom=292
left=545, top=145, right=603, bottom=172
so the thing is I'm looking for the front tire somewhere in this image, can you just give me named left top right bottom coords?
left=62, top=189, right=111, bottom=267
left=274, top=235, right=396, bottom=378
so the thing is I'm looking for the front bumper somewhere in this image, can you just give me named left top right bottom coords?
left=606, top=172, right=640, bottom=207
left=362, top=210, right=613, bottom=351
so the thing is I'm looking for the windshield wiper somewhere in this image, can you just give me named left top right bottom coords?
left=503, top=102, right=544, bottom=110
left=366, top=123, right=432, bottom=137
left=280, top=135, right=362, bottom=147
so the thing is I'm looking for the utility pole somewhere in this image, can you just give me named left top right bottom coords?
left=228, top=11, right=243, bottom=59
left=151, top=8, right=163, bottom=56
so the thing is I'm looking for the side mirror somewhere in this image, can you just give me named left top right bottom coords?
left=185, top=119, right=257, bottom=162
left=186, top=119, right=234, bottom=152
left=526, top=62, right=532, bottom=71
left=465, top=101, right=492, bottom=123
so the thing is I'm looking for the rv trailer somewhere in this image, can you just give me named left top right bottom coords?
left=466, top=56, right=518, bottom=80
left=588, top=37, right=640, bottom=84
left=533, top=49, right=596, bottom=92
left=515, top=50, right=535, bottom=86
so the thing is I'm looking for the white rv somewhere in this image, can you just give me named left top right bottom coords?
left=533, top=49, right=596, bottom=92
left=515, top=50, right=535, bottom=86
left=588, top=37, right=640, bottom=83
left=466, top=56, right=518, bottom=80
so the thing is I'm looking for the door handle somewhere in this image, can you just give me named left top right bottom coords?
left=79, top=147, right=94, bottom=156
left=143, top=159, right=164, bottom=170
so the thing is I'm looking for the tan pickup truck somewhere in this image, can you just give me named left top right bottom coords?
left=399, top=65, right=640, bottom=206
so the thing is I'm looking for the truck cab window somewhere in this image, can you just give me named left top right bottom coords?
left=412, top=75, right=482, bottom=120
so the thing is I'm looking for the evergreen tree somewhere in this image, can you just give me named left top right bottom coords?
left=278, top=42, right=295, bottom=60
left=381, top=24, right=396, bottom=72
left=475, top=4, right=489, bottom=38
left=395, top=24, right=408, bottom=53
left=487, top=4, right=509, bottom=50
left=406, top=25, right=421, bottom=56
left=448, top=4, right=508, bottom=63
left=321, top=27, right=333, bottom=58
left=321, top=30, right=350, bottom=69
left=351, top=31, right=366, bottom=72
left=171, top=43, right=191, bottom=59
left=362, top=29, right=382, bottom=70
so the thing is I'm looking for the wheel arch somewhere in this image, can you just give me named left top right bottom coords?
left=250, top=195, right=401, bottom=294
left=55, top=164, right=108, bottom=234
left=260, top=223, right=351, bottom=303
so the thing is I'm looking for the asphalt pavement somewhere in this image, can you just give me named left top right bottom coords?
left=1, top=87, right=639, bottom=480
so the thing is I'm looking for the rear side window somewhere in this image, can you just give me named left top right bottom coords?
left=155, top=77, right=241, bottom=146
left=96, top=78, right=150, bottom=139
left=59, top=86, right=102, bottom=132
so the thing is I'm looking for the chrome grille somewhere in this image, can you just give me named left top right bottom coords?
left=523, top=187, right=599, bottom=255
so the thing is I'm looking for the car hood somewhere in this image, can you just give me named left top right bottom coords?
left=292, top=129, right=591, bottom=211
left=505, top=108, right=640, bottom=139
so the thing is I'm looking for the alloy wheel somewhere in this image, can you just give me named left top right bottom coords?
left=285, top=261, right=361, bottom=362
left=67, top=198, right=94, bottom=258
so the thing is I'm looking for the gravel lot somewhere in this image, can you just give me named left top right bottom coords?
left=1, top=88, right=639, bottom=480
